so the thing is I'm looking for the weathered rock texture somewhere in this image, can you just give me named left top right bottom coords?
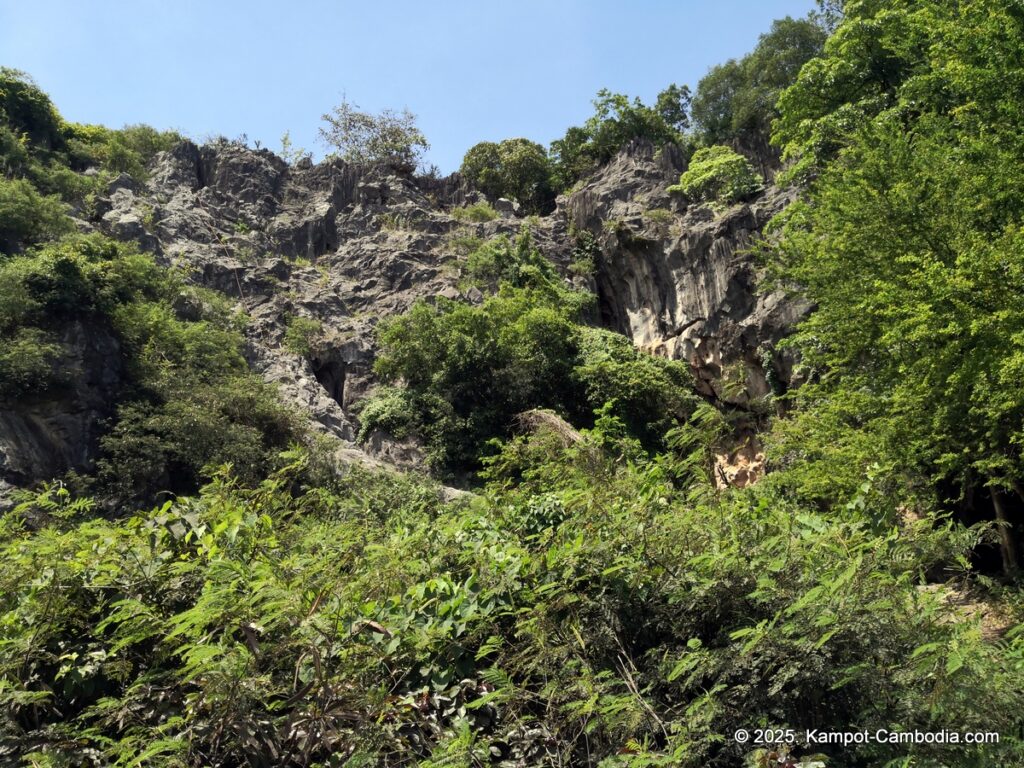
left=564, top=140, right=809, bottom=406
left=0, top=137, right=807, bottom=491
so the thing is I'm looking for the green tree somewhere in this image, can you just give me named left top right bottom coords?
left=0, top=176, right=72, bottom=253
left=550, top=88, right=684, bottom=191
left=669, top=145, right=762, bottom=204
left=655, top=82, right=692, bottom=132
left=768, top=0, right=1024, bottom=572
left=460, top=138, right=554, bottom=213
left=0, top=68, right=63, bottom=150
left=319, top=96, right=429, bottom=170
left=692, top=16, right=826, bottom=170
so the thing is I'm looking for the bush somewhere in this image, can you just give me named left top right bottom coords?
left=0, top=327, right=61, bottom=398
left=669, top=145, right=762, bottom=204
left=282, top=315, right=323, bottom=357
left=450, top=201, right=498, bottom=223
left=462, top=228, right=556, bottom=291
left=372, top=236, right=694, bottom=474
left=0, top=176, right=72, bottom=253
left=63, top=122, right=182, bottom=178
left=0, top=235, right=300, bottom=501
left=2, top=437, right=1019, bottom=767
left=0, top=68, right=62, bottom=150
left=460, top=138, right=554, bottom=213
left=356, top=385, right=418, bottom=442
left=319, top=96, right=429, bottom=170
left=550, top=87, right=686, bottom=190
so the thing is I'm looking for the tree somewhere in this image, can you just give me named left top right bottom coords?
left=549, top=88, right=683, bottom=191
left=0, top=68, right=63, bottom=150
left=768, top=0, right=1024, bottom=572
left=691, top=16, right=826, bottom=170
left=319, top=96, right=429, bottom=170
left=460, top=138, right=554, bottom=213
left=655, top=82, right=692, bottom=132
left=668, top=145, right=762, bottom=204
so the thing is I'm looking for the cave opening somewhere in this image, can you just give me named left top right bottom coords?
left=312, top=357, right=346, bottom=408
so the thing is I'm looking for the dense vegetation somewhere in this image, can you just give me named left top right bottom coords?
left=359, top=230, right=697, bottom=475
left=668, top=146, right=762, bottom=205
left=5, top=1, right=1024, bottom=766
left=0, top=70, right=300, bottom=504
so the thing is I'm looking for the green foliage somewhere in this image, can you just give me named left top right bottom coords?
left=369, top=231, right=695, bottom=475
left=5, top=21, right=1024, bottom=768
left=0, top=68, right=63, bottom=150
left=575, top=326, right=698, bottom=448
left=1, top=439, right=1020, bottom=767
left=655, top=83, right=692, bottom=133
left=356, top=385, right=418, bottom=442
left=282, top=315, right=322, bottom=357
left=550, top=87, right=687, bottom=191
left=669, top=145, right=762, bottom=205
left=319, top=96, right=429, bottom=170
left=765, top=0, right=1024, bottom=575
left=462, top=227, right=556, bottom=291
left=691, top=16, right=826, bottom=165
left=0, top=327, right=61, bottom=399
left=450, top=200, right=499, bottom=223
left=1, top=68, right=180, bottom=206
left=460, top=138, right=554, bottom=214
left=0, top=235, right=300, bottom=500
left=371, top=287, right=583, bottom=472
left=63, top=122, right=182, bottom=179
left=643, top=207, right=674, bottom=226
left=278, top=129, right=311, bottom=165
left=0, top=175, right=72, bottom=253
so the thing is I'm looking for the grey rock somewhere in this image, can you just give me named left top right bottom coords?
left=3, top=135, right=806, bottom=491
left=493, top=197, right=520, bottom=217
left=0, top=321, right=123, bottom=487
left=562, top=140, right=808, bottom=405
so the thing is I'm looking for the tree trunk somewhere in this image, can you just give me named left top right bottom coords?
left=991, top=489, right=1018, bottom=576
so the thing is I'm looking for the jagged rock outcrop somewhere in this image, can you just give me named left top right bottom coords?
left=89, top=140, right=572, bottom=457
left=564, top=140, right=809, bottom=406
left=1, top=137, right=808, bottom=492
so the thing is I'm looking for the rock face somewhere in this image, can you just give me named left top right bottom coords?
left=1, top=137, right=807, bottom=491
left=92, top=140, right=573, bottom=454
left=564, top=140, right=809, bottom=406
left=0, top=321, right=123, bottom=488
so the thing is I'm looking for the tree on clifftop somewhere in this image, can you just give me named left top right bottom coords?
left=319, top=96, right=429, bottom=171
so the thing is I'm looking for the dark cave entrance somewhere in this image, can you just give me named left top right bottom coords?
left=312, top=356, right=346, bottom=408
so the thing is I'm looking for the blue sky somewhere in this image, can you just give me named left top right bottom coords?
left=2, top=0, right=817, bottom=172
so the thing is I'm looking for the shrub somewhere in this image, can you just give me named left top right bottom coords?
left=0, top=235, right=300, bottom=501
left=550, top=87, right=686, bottom=190
left=462, top=228, right=556, bottom=291
left=669, top=145, right=762, bottom=204
left=319, top=96, right=429, bottom=170
left=0, top=176, right=72, bottom=253
left=356, top=385, right=418, bottom=442
left=282, top=315, right=322, bottom=356
left=0, top=327, right=61, bottom=398
left=64, top=122, right=182, bottom=178
left=450, top=201, right=498, bottom=223
left=372, top=240, right=694, bottom=474
left=460, top=138, right=554, bottom=213
left=0, top=68, right=62, bottom=150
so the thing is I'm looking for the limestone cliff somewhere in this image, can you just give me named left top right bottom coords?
left=0, top=138, right=806, bottom=491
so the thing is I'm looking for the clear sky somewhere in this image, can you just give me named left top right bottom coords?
left=1, top=0, right=817, bottom=172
